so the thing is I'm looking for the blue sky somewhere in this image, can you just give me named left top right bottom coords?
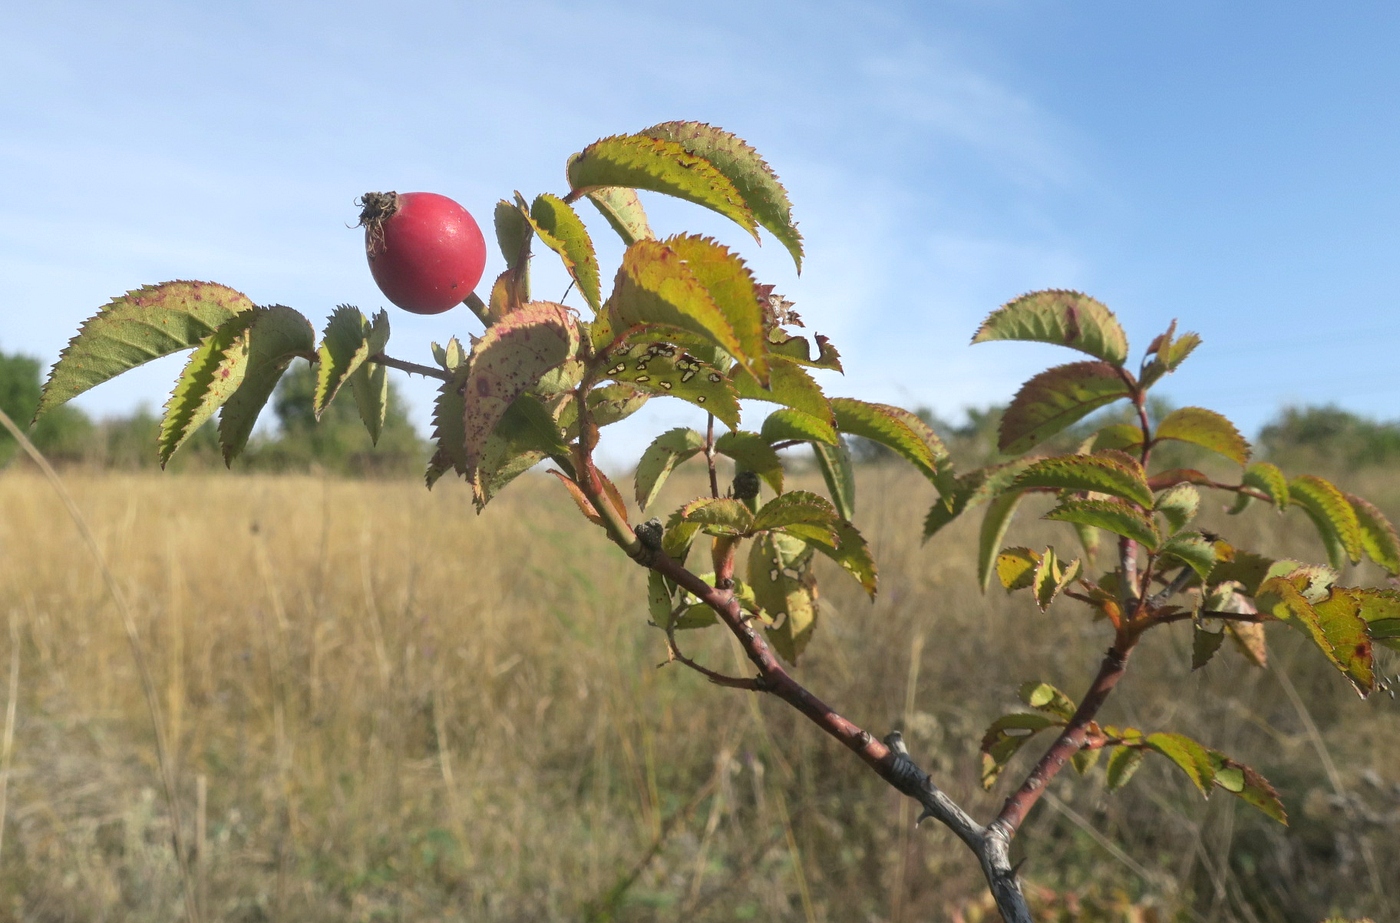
left=3, top=1, right=1398, bottom=464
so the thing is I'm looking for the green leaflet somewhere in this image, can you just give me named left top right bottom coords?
left=1018, top=681, right=1077, bottom=722
left=769, top=332, right=842, bottom=371
left=567, top=133, right=757, bottom=239
left=641, top=121, right=804, bottom=270
left=158, top=312, right=257, bottom=467
left=749, top=532, right=818, bottom=664
left=923, top=461, right=1033, bottom=542
left=680, top=497, right=755, bottom=536
left=734, top=358, right=833, bottom=427
left=350, top=358, right=388, bottom=445
left=665, top=235, right=768, bottom=381
left=1259, top=574, right=1375, bottom=695
left=1192, top=619, right=1227, bottom=670
left=978, top=490, right=1026, bottom=593
left=1155, top=483, right=1200, bottom=534
left=1348, top=493, right=1400, bottom=575
left=495, top=199, right=533, bottom=268
left=979, top=713, right=1061, bottom=790
left=760, top=407, right=837, bottom=446
left=1289, top=475, right=1364, bottom=567
left=972, top=290, right=1129, bottom=366
left=584, top=186, right=654, bottom=246
left=996, top=547, right=1039, bottom=592
left=1045, top=498, right=1160, bottom=548
left=1347, top=587, right=1400, bottom=651
left=1155, top=407, right=1251, bottom=466
left=798, top=518, right=877, bottom=598
left=1144, top=732, right=1217, bottom=794
left=753, top=490, right=839, bottom=533
left=425, top=367, right=469, bottom=488
left=1139, top=733, right=1287, bottom=822
left=662, top=506, right=703, bottom=562
left=1240, top=461, right=1290, bottom=513
left=998, top=361, right=1132, bottom=455
left=1104, top=747, right=1146, bottom=791
left=1013, top=453, right=1153, bottom=509
left=608, top=238, right=766, bottom=385
left=314, top=306, right=389, bottom=419
left=463, top=302, right=579, bottom=471
left=812, top=438, right=856, bottom=521
left=528, top=194, right=602, bottom=312
left=635, top=428, right=705, bottom=510
left=1140, top=320, right=1202, bottom=390
left=470, top=395, right=569, bottom=510
left=1217, top=758, right=1287, bottom=825
left=1159, top=532, right=1218, bottom=583
left=715, top=431, right=783, bottom=495
left=1031, top=546, right=1081, bottom=611
left=601, top=339, right=741, bottom=428
left=1091, top=422, right=1145, bottom=453
left=38, top=281, right=254, bottom=420
left=217, top=306, right=317, bottom=466
left=830, top=397, right=949, bottom=487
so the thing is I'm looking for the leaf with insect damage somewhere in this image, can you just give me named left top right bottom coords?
left=601, top=339, right=741, bottom=428
left=769, top=332, right=842, bottom=371
left=999, top=361, right=1132, bottom=455
left=980, top=713, right=1062, bottom=790
left=528, top=193, right=602, bottom=312
left=749, top=531, right=819, bottom=663
left=635, top=428, right=706, bottom=510
left=1155, top=407, right=1251, bottom=466
left=972, top=290, right=1129, bottom=366
left=1258, top=573, right=1374, bottom=695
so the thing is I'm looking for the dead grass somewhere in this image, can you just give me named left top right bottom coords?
left=0, top=464, right=1396, bottom=922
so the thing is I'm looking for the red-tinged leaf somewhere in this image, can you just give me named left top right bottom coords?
left=634, top=428, right=705, bottom=510
left=1218, top=758, right=1287, bottom=824
left=1045, top=498, right=1159, bottom=548
left=470, top=395, right=570, bottom=510
left=996, top=547, right=1040, bottom=592
left=733, top=357, right=831, bottom=426
left=1145, top=732, right=1217, bottom=794
left=1018, top=681, right=1077, bottom=721
left=769, top=332, right=842, bottom=371
left=979, top=491, right=1026, bottom=592
left=680, top=497, right=755, bottom=536
left=600, top=339, right=740, bottom=428
left=425, top=368, right=469, bottom=488
left=1140, top=320, right=1202, bottom=390
left=830, top=397, right=950, bottom=486
left=1155, top=407, right=1251, bottom=466
left=217, top=306, right=317, bottom=465
left=567, top=133, right=757, bottom=239
left=1348, top=494, right=1400, bottom=575
left=584, top=186, right=654, bottom=246
left=528, top=193, right=602, bottom=312
left=1290, top=475, right=1364, bottom=567
left=1013, top=453, right=1153, bottom=508
left=665, top=234, right=768, bottom=379
left=812, top=439, right=856, bottom=521
left=761, top=407, right=838, bottom=446
left=923, top=461, right=1034, bottom=541
left=38, top=281, right=254, bottom=420
left=1259, top=575, right=1375, bottom=695
left=551, top=470, right=603, bottom=526
left=1147, top=468, right=1214, bottom=492
left=998, top=361, right=1132, bottom=455
left=972, top=290, right=1129, bottom=366
left=980, top=713, right=1061, bottom=790
left=464, top=302, right=579, bottom=470
left=1105, top=746, right=1146, bottom=791
left=1228, top=621, right=1270, bottom=667
left=716, top=431, right=784, bottom=495
left=641, top=121, right=803, bottom=269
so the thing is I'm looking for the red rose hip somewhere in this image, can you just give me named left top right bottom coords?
left=357, top=191, right=487, bottom=315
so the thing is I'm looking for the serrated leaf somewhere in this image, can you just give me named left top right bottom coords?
left=1290, top=475, right=1364, bottom=567
left=426, top=368, right=468, bottom=488
left=812, top=438, right=855, bottom=520
left=585, top=383, right=650, bottom=429
left=923, top=461, right=1034, bottom=541
left=749, top=532, right=818, bottom=663
left=551, top=470, right=605, bottom=525
left=1160, top=532, right=1218, bottom=583
left=635, top=428, right=705, bottom=510
left=350, top=311, right=391, bottom=444
left=1031, top=546, right=1081, bottom=611
left=1155, top=483, right=1200, bottom=534
left=753, top=490, right=839, bottom=533
left=584, top=186, right=654, bottom=246
left=1105, top=746, right=1146, bottom=791
left=464, top=302, right=578, bottom=470
left=1140, top=321, right=1202, bottom=390
left=38, top=281, right=254, bottom=420
left=315, top=306, right=373, bottom=417
left=528, top=193, right=602, bottom=312
left=1018, top=681, right=1077, bottom=721
left=761, top=407, right=838, bottom=446
left=831, top=397, right=949, bottom=486
left=972, top=290, right=1129, bottom=366
left=1348, top=494, right=1400, bottom=575
left=663, top=505, right=703, bottom=562
left=1192, top=620, right=1227, bottom=670
left=996, top=547, right=1040, bottom=592
left=1218, top=758, right=1287, bottom=824
left=1145, top=732, right=1217, bottom=794
left=1155, top=407, right=1251, bottom=466
left=803, top=518, right=877, bottom=598
left=568, top=133, right=757, bottom=239
left=1092, top=422, right=1145, bottom=453
left=716, top=431, right=783, bottom=495
left=1350, top=587, right=1400, bottom=651
left=601, top=339, right=740, bottom=428
left=216, top=307, right=317, bottom=465
left=734, top=358, right=832, bottom=427
left=1014, top=453, right=1153, bottom=509
left=1046, top=498, right=1160, bottom=548
left=495, top=199, right=533, bottom=268
left=1258, top=575, right=1374, bottom=695
left=667, top=235, right=768, bottom=377
left=769, top=332, right=842, bottom=371
left=680, top=497, right=755, bottom=536
left=159, top=312, right=256, bottom=466
left=979, top=491, right=1025, bottom=593
left=999, top=361, right=1132, bottom=455
left=641, top=121, right=803, bottom=270
left=980, top=713, right=1060, bottom=790
left=470, top=394, right=569, bottom=509
left=608, top=238, right=766, bottom=384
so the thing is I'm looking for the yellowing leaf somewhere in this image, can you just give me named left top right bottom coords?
left=734, top=358, right=832, bottom=426
left=529, top=193, right=602, bottom=312
left=999, top=361, right=1132, bottom=455
left=1259, top=575, right=1375, bottom=695
left=979, top=713, right=1061, bottom=790
left=996, top=547, right=1040, bottom=592
left=749, top=532, right=819, bottom=663
left=1018, top=681, right=1077, bottom=721
left=665, top=235, right=767, bottom=381
left=973, top=290, right=1129, bottom=366
left=1155, top=407, right=1251, bottom=466
left=1145, top=732, right=1217, bottom=794
left=1105, top=746, right=1146, bottom=791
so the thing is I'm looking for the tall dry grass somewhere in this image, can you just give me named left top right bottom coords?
left=0, top=464, right=1396, bottom=922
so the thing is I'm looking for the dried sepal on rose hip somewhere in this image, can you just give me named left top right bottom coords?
left=357, top=191, right=487, bottom=315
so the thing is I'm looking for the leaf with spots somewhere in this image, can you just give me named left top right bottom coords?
left=528, top=193, right=602, bottom=312
left=216, top=306, right=317, bottom=465
left=463, top=302, right=579, bottom=471
left=600, top=339, right=740, bottom=429
left=1290, top=475, right=1364, bottom=567
left=1258, top=574, right=1374, bottom=695
left=998, top=361, right=1132, bottom=455
left=749, top=532, right=819, bottom=663
left=471, top=394, right=571, bottom=510
left=158, top=311, right=257, bottom=467
left=972, top=290, right=1129, bottom=366
left=996, top=547, right=1040, bottom=592
left=585, top=186, right=654, bottom=246
left=635, top=428, right=706, bottom=510
left=1012, top=452, right=1153, bottom=509
left=39, top=281, right=254, bottom=420
left=769, top=332, right=842, bottom=371
left=1155, top=407, right=1251, bottom=466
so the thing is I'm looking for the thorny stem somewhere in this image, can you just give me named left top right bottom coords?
left=369, top=352, right=451, bottom=381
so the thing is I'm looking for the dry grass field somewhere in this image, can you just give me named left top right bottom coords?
left=0, top=464, right=1396, bottom=922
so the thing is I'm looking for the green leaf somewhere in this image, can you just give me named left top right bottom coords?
left=1348, top=494, right=1400, bottom=575
left=1072, top=521, right=1102, bottom=563
left=1145, top=732, right=1217, bottom=794
left=600, top=339, right=741, bottom=429
left=680, top=497, right=755, bottom=536
left=753, top=490, right=839, bottom=533
left=1235, top=461, right=1290, bottom=514
left=216, top=307, right=317, bottom=465
left=998, top=361, right=1133, bottom=455
left=608, top=238, right=766, bottom=384
left=980, top=713, right=1061, bottom=790
left=923, top=461, right=1033, bottom=541
left=1018, top=681, right=1077, bottom=721
left=830, top=397, right=949, bottom=487
left=1209, top=549, right=1277, bottom=597
left=1155, top=407, right=1251, bottom=466
left=1105, top=746, right=1146, bottom=791
left=583, top=383, right=649, bottom=429
left=972, top=290, right=1129, bottom=366
left=39, top=281, right=254, bottom=420
left=648, top=570, right=675, bottom=626
left=769, top=332, right=842, bottom=371
left=804, top=518, right=877, bottom=598
left=567, top=133, right=757, bottom=239
left=464, top=302, right=579, bottom=471
left=495, top=199, right=533, bottom=268
left=1216, top=757, right=1287, bottom=824
left=470, top=394, right=569, bottom=509
left=1155, top=483, right=1200, bottom=534
left=1159, top=532, right=1218, bottom=583
left=979, top=491, right=1025, bottom=592
left=1031, top=546, right=1081, bottom=611
left=1192, top=620, right=1227, bottom=670
left=749, top=532, right=818, bottom=663
left=1289, top=475, right=1364, bottom=567
left=663, top=505, right=703, bottom=562
left=1013, top=453, right=1154, bottom=509
left=761, top=407, right=838, bottom=446
left=351, top=311, right=391, bottom=444
left=635, top=428, right=705, bottom=510
left=314, top=306, right=377, bottom=417
left=665, top=234, right=768, bottom=380
left=425, top=368, right=468, bottom=488
left=1348, top=587, right=1400, bottom=651
left=716, top=431, right=783, bottom=495
left=528, top=193, right=602, bottom=312
left=996, top=547, right=1040, bottom=591
left=1091, top=422, right=1145, bottom=453
left=1045, top=498, right=1160, bottom=548
left=641, top=121, right=803, bottom=269
left=584, top=186, right=655, bottom=246
left=1259, top=574, right=1375, bottom=695
left=1140, top=320, right=1202, bottom=390
left=158, top=312, right=257, bottom=466
left=733, top=358, right=832, bottom=427
left=812, top=438, right=856, bottom=521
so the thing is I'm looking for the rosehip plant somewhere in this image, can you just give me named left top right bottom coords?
left=32, top=123, right=1399, bottom=922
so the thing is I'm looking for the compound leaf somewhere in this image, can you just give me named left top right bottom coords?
left=1290, top=475, right=1364, bottom=567
left=1155, top=407, right=1251, bottom=466
left=529, top=193, right=602, bottom=312
left=1013, top=453, right=1153, bottom=509
left=972, top=290, right=1128, bottom=366
left=584, top=186, right=654, bottom=246
left=999, top=361, right=1132, bottom=455
left=635, top=427, right=705, bottom=510
left=1045, top=498, right=1160, bottom=548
